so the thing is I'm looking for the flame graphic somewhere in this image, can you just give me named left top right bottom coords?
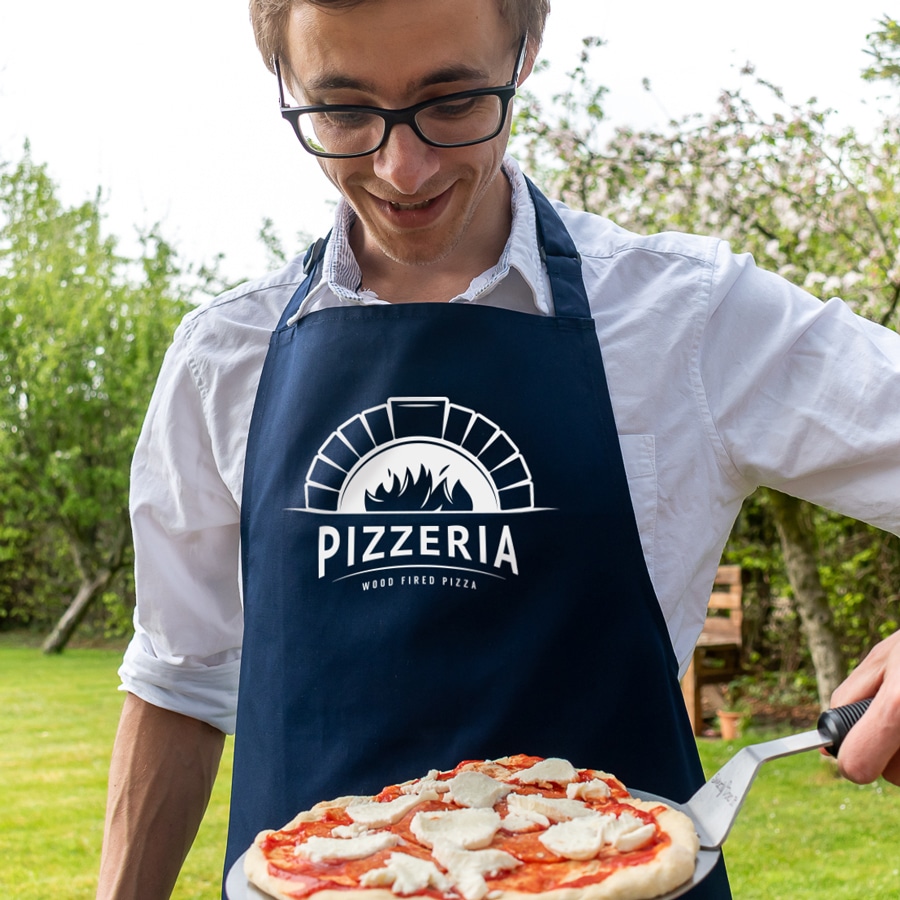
left=365, top=465, right=474, bottom=512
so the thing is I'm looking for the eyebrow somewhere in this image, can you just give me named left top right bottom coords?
left=303, top=62, right=493, bottom=99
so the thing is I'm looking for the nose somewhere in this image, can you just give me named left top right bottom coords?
left=372, top=123, right=440, bottom=197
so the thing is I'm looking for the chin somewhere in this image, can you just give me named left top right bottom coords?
left=375, top=237, right=461, bottom=268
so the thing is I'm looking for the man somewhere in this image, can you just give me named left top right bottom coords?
left=97, top=1, right=900, bottom=898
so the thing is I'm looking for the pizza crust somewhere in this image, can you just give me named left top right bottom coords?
left=242, top=758, right=699, bottom=900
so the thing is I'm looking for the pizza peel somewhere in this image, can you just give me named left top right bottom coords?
left=226, top=699, right=871, bottom=900
left=631, top=698, right=872, bottom=899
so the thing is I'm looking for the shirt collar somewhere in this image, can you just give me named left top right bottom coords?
left=318, top=157, right=553, bottom=314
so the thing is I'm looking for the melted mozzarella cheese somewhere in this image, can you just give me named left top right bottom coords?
left=537, top=815, right=609, bottom=860
left=506, top=792, right=591, bottom=822
left=500, top=812, right=546, bottom=833
left=538, top=811, right=654, bottom=860
left=510, top=758, right=578, bottom=786
left=602, top=811, right=646, bottom=842
left=401, top=770, right=451, bottom=796
left=566, top=778, right=611, bottom=801
left=360, top=852, right=452, bottom=895
left=431, top=840, right=521, bottom=900
left=411, top=807, right=502, bottom=850
left=614, top=822, right=657, bottom=852
left=296, top=832, right=399, bottom=862
left=330, top=822, right=372, bottom=839
left=446, top=771, right=512, bottom=809
left=346, top=789, right=440, bottom=827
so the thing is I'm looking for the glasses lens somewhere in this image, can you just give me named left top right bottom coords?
left=415, top=94, right=505, bottom=146
left=297, top=110, right=385, bottom=156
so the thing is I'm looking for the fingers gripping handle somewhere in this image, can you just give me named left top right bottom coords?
left=819, top=698, right=872, bottom=757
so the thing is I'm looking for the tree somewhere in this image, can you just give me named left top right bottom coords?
left=0, top=147, right=191, bottom=651
left=514, top=37, right=900, bottom=706
left=863, top=15, right=900, bottom=88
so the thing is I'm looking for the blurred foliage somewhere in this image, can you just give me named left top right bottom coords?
left=514, top=30, right=900, bottom=683
left=0, top=146, right=197, bottom=645
left=863, top=15, right=900, bottom=88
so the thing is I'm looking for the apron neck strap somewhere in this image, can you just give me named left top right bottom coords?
left=276, top=234, right=330, bottom=330
left=525, top=177, right=591, bottom=319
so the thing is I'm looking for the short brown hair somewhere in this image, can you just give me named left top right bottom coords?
left=249, top=0, right=550, bottom=73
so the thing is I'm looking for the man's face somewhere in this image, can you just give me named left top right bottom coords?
left=283, top=0, right=532, bottom=272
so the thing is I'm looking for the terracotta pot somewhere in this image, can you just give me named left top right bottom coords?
left=717, top=710, right=744, bottom=740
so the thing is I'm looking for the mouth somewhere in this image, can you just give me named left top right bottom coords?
left=370, top=185, right=454, bottom=229
left=388, top=198, right=436, bottom=211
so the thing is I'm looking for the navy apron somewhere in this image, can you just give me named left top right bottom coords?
left=226, top=182, right=730, bottom=898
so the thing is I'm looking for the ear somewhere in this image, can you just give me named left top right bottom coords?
left=517, top=37, right=539, bottom=86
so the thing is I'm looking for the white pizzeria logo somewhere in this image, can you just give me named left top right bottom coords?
left=301, top=398, right=539, bottom=586
left=304, top=397, right=534, bottom=513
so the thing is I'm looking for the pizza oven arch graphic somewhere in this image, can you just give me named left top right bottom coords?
left=304, top=397, right=535, bottom=513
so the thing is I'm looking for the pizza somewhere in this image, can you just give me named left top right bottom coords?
left=242, top=755, right=699, bottom=900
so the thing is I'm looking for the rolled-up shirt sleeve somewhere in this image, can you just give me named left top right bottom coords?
left=120, top=318, right=245, bottom=734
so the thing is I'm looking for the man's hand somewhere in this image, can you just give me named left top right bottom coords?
left=830, top=630, right=900, bottom=786
left=97, top=693, right=226, bottom=899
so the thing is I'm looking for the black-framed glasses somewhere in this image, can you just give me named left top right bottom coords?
left=275, top=36, right=527, bottom=159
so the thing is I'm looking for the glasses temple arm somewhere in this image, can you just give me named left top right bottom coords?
left=274, top=57, right=288, bottom=107
left=512, top=33, right=529, bottom=86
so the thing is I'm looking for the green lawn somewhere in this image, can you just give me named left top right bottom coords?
left=1, top=644, right=898, bottom=898
left=0, top=645, right=232, bottom=899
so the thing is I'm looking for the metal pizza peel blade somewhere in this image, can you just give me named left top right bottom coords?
left=633, top=698, right=872, bottom=899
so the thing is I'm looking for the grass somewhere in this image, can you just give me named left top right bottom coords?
left=0, top=644, right=232, bottom=899
left=1, top=640, right=898, bottom=898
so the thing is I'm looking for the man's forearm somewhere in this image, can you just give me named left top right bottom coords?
left=97, top=692, right=226, bottom=900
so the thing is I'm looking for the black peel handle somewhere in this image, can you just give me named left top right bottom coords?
left=818, top=698, right=872, bottom=756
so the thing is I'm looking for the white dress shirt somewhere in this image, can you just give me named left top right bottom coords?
left=120, top=158, right=900, bottom=733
